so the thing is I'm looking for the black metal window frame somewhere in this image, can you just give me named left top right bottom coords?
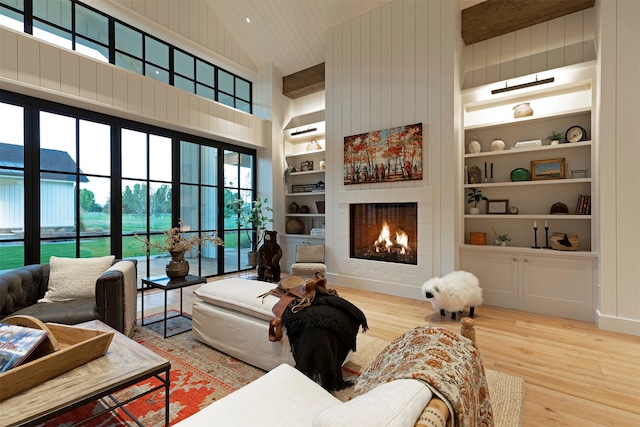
left=0, top=90, right=257, bottom=277
left=0, top=0, right=252, bottom=114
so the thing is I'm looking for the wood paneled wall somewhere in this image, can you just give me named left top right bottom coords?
left=0, top=27, right=268, bottom=148
left=463, top=8, right=596, bottom=89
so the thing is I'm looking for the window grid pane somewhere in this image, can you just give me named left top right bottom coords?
left=196, top=59, right=215, bottom=87
left=33, top=0, right=71, bottom=30
left=175, top=75, right=195, bottom=94
left=75, top=4, right=108, bottom=44
left=236, top=78, right=250, bottom=101
left=145, top=66, right=169, bottom=84
left=218, top=70, right=234, bottom=95
left=145, top=35, right=169, bottom=68
left=115, top=22, right=142, bottom=57
left=174, top=49, right=194, bottom=79
left=0, top=0, right=24, bottom=11
left=116, top=52, right=143, bottom=75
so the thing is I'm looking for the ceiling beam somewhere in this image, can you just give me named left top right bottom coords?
left=283, top=63, right=325, bottom=99
left=462, top=0, right=595, bottom=46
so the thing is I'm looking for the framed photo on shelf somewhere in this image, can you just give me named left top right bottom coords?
left=300, top=160, right=313, bottom=171
left=292, top=184, right=317, bottom=193
left=531, top=158, right=565, bottom=181
left=487, top=199, right=509, bottom=214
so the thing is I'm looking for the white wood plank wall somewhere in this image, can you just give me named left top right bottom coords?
left=463, top=8, right=596, bottom=89
left=0, top=27, right=268, bottom=148
left=323, top=0, right=459, bottom=295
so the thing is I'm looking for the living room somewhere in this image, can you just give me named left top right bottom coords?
left=0, top=0, right=638, bottom=425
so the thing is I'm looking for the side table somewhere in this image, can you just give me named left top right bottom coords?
left=141, top=274, right=206, bottom=338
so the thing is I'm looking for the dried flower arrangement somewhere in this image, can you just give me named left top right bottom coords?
left=135, top=219, right=223, bottom=255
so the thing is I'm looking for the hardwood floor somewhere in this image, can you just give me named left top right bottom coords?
left=137, top=273, right=640, bottom=426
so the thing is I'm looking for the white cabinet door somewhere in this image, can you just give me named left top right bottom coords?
left=523, top=254, right=595, bottom=321
left=461, top=250, right=519, bottom=308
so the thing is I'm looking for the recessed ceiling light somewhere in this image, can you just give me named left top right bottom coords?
left=245, top=17, right=251, bottom=23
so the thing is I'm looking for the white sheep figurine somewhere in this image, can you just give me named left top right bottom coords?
left=421, top=271, right=483, bottom=320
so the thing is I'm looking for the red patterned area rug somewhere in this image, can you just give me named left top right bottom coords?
left=37, top=312, right=264, bottom=426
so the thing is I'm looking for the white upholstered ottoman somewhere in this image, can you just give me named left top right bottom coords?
left=191, top=278, right=295, bottom=371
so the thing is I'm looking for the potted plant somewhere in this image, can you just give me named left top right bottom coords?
left=284, top=165, right=298, bottom=183
left=135, top=219, right=223, bottom=279
left=227, top=196, right=274, bottom=266
left=467, top=188, right=488, bottom=214
left=546, top=130, right=564, bottom=145
left=496, top=233, right=511, bottom=246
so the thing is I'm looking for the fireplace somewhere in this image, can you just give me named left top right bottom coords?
left=350, top=203, right=418, bottom=265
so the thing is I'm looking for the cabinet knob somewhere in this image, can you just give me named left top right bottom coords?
left=512, top=258, right=517, bottom=262
left=524, top=258, right=528, bottom=262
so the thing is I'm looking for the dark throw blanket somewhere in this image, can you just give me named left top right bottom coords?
left=281, top=294, right=368, bottom=391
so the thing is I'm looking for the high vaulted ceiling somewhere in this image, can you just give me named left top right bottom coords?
left=201, top=0, right=394, bottom=77
left=201, top=0, right=592, bottom=89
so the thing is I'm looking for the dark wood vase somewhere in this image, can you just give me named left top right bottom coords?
left=166, top=250, right=189, bottom=280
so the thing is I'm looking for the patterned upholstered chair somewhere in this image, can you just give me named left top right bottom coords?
left=290, top=245, right=326, bottom=277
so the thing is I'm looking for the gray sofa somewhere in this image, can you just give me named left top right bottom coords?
left=0, top=259, right=137, bottom=336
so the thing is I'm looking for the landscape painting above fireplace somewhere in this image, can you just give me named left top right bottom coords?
left=343, top=123, right=423, bottom=185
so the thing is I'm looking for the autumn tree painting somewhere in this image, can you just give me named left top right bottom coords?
left=344, top=123, right=423, bottom=185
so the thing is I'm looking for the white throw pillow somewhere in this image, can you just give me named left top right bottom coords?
left=312, top=379, right=432, bottom=427
left=39, top=255, right=115, bottom=302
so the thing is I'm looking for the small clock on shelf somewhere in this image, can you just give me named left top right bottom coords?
left=565, top=125, right=587, bottom=143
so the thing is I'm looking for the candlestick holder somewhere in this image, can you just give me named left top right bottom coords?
left=543, top=226, right=552, bottom=249
left=531, top=226, right=541, bottom=249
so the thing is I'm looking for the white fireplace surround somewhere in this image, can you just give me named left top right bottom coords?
left=330, top=187, right=433, bottom=299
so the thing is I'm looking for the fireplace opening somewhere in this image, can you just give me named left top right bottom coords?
left=350, top=202, right=417, bottom=265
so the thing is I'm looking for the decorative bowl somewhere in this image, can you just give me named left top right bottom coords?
left=510, top=168, right=530, bottom=182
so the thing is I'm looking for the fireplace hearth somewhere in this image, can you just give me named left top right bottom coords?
left=350, top=203, right=418, bottom=265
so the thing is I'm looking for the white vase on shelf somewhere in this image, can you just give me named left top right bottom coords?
left=491, top=139, right=505, bottom=151
left=469, top=138, right=481, bottom=154
left=469, top=207, right=480, bottom=215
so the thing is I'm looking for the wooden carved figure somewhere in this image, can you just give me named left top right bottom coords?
left=257, top=231, right=282, bottom=282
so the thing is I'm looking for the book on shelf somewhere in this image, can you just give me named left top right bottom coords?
left=575, top=194, right=591, bottom=215
left=0, top=323, right=49, bottom=372
left=310, top=228, right=326, bottom=236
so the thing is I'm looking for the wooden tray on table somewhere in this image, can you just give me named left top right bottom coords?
left=0, top=315, right=114, bottom=401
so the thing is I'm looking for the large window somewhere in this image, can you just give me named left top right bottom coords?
left=223, top=151, right=255, bottom=270
left=38, top=111, right=112, bottom=261
left=0, top=0, right=252, bottom=113
left=0, top=92, right=256, bottom=280
left=179, top=141, right=221, bottom=277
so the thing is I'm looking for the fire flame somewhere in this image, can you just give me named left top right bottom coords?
left=373, top=222, right=411, bottom=254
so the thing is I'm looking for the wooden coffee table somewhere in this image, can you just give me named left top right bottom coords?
left=0, top=320, right=171, bottom=427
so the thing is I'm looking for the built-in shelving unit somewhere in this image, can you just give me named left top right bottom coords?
left=458, top=62, right=598, bottom=322
left=280, top=114, right=326, bottom=271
